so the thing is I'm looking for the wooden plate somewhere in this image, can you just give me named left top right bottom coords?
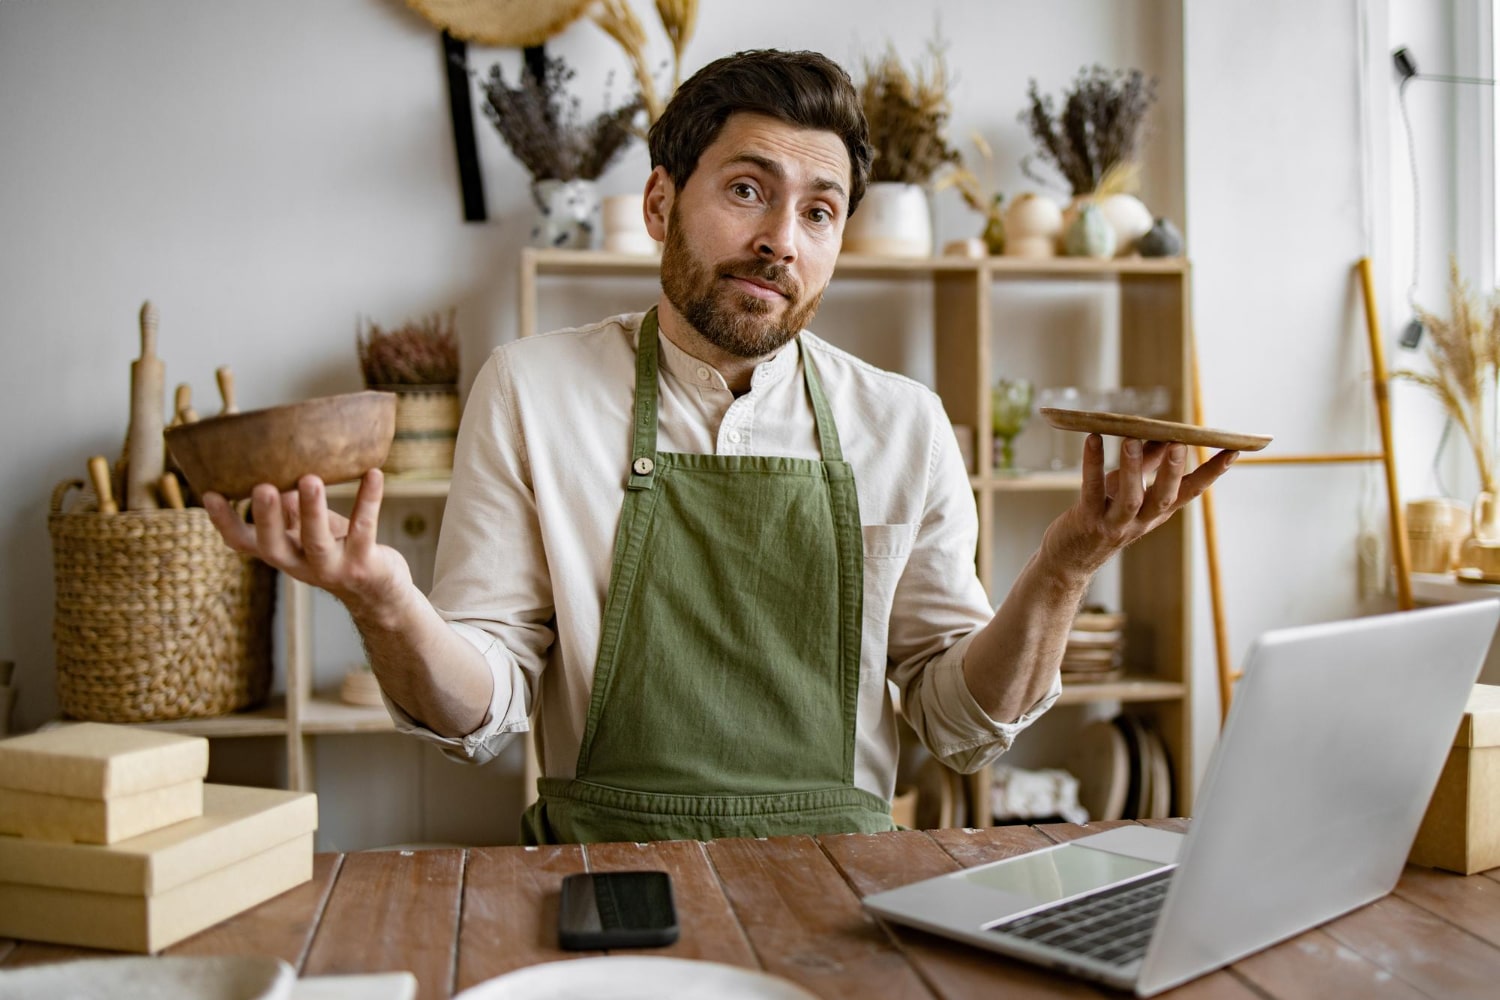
left=1146, top=726, right=1174, bottom=818
left=1038, top=408, right=1273, bottom=452
left=1066, top=720, right=1130, bottom=822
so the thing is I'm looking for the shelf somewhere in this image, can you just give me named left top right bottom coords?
left=1411, top=571, right=1500, bottom=605
left=133, top=696, right=290, bottom=738
left=327, top=477, right=450, bottom=501
left=1055, top=679, right=1186, bottom=706
left=523, top=246, right=1189, bottom=281
left=300, top=692, right=396, bottom=735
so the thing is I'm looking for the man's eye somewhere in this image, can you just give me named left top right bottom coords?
left=731, top=183, right=757, bottom=200
left=808, top=207, right=831, bottom=224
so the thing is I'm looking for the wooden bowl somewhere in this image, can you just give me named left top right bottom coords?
left=165, top=391, right=397, bottom=500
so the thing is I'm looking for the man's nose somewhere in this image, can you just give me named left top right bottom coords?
left=754, top=208, right=798, bottom=264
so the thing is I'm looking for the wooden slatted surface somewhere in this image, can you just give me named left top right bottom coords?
left=2, top=824, right=1498, bottom=998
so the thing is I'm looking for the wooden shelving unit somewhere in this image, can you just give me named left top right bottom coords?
left=521, top=247, right=1198, bottom=816
left=145, top=249, right=1197, bottom=816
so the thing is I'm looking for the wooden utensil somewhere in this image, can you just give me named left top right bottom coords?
left=124, top=302, right=166, bottom=510
left=87, top=455, right=118, bottom=514
left=216, top=366, right=238, bottom=415
left=172, top=383, right=199, bottom=426
left=159, top=472, right=186, bottom=510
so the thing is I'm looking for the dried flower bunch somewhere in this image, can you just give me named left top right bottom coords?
left=858, top=42, right=962, bottom=186
left=480, top=53, right=642, bottom=182
left=592, top=0, right=699, bottom=124
left=358, top=311, right=461, bottom=388
left=1022, top=66, right=1157, bottom=196
left=1394, top=259, right=1500, bottom=491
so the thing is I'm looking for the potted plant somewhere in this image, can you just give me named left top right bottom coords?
left=357, top=311, right=462, bottom=477
left=479, top=52, right=642, bottom=248
left=844, top=40, right=962, bottom=258
left=1021, top=66, right=1158, bottom=256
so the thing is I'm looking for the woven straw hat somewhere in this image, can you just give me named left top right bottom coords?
left=406, top=0, right=593, bottom=47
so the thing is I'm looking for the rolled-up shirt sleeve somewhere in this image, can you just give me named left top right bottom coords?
left=887, top=396, right=1060, bottom=773
left=382, top=348, right=556, bottom=763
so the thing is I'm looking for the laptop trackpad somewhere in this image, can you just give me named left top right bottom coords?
left=965, top=844, right=1165, bottom=906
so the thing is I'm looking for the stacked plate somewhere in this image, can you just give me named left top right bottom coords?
left=1065, top=715, right=1174, bottom=821
left=1063, top=608, right=1126, bottom=683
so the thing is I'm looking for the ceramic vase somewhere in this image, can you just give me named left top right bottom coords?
left=1138, top=218, right=1184, bottom=257
left=530, top=178, right=600, bottom=249
left=1002, top=193, right=1063, bottom=259
left=842, top=182, right=932, bottom=257
left=601, top=193, right=659, bottom=255
left=1063, top=203, right=1117, bottom=259
left=1096, top=193, right=1153, bottom=256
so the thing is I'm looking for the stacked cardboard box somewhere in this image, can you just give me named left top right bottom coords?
left=1410, top=684, right=1500, bottom=875
left=0, top=722, right=317, bottom=952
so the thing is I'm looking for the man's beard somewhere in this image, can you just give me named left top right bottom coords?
left=659, top=208, right=826, bottom=359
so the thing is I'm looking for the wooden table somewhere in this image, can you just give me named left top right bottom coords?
left=3, top=819, right=1499, bottom=999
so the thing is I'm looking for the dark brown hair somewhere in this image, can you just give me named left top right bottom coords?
left=647, top=49, right=873, bottom=214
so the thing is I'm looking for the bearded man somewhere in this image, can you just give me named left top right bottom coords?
left=206, top=49, right=1236, bottom=845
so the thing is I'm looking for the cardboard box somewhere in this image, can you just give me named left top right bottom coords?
left=0, top=783, right=317, bottom=951
left=0, top=778, right=202, bottom=844
left=0, top=722, right=208, bottom=798
left=1410, top=684, right=1500, bottom=875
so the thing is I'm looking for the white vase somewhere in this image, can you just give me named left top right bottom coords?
left=601, top=193, right=660, bottom=256
left=1002, top=192, right=1063, bottom=259
left=842, top=182, right=932, bottom=257
left=530, top=178, right=600, bottom=249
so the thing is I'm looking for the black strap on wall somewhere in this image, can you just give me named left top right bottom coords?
left=442, top=31, right=486, bottom=223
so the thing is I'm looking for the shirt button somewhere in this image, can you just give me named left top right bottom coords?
left=727, top=431, right=742, bottom=444
left=696, top=366, right=710, bottom=381
left=633, top=457, right=654, bottom=475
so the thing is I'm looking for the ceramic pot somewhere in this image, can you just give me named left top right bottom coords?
left=1139, top=218, right=1184, bottom=257
left=601, top=193, right=659, bottom=255
left=530, top=178, right=600, bottom=249
left=1097, top=193, right=1153, bottom=255
left=842, top=182, right=932, bottom=257
left=1002, top=193, right=1063, bottom=259
left=1063, top=203, right=1117, bottom=259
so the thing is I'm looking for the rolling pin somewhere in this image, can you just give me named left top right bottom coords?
left=216, top=366, right=238, bottom=415
left=124, top=302, right=165, bottom=510
left=88, top=455, right=118, bottom=514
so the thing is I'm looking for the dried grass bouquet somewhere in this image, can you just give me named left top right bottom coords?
left=480, top=52, right=642, bottom=182
left=857, top=41, right=962, bottom=186
left=1393, top=259, right=1500, bottom=493
left=591, top=0, right=699, bottom=124
left=358, top=311, right=461, bottom=389
left=1022, top=66, right=1157, bottom=196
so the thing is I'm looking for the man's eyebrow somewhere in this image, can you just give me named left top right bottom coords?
left=728, top=152, right=848, bottom=202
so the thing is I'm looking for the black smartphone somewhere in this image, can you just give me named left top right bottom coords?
left=557, top=870, right=679, bottom=950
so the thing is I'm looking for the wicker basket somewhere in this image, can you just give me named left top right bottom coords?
left=377, top=385, right=460, bottom=476
left=48, top=480, right=276, bottom=723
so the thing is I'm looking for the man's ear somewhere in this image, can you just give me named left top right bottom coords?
left=643, top=166, right=674, bottom=242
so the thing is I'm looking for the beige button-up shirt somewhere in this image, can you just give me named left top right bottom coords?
left=389, top=312, right=1060, bottom=801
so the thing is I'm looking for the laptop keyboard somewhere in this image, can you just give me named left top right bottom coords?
left=992, top=868, right=1174, bottom=967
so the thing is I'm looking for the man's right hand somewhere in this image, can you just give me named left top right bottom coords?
left=204, top=469, right=417, bottom=630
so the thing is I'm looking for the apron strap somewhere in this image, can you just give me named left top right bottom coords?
left=629, top=306, right=845, bottom=474
left=628, top=309, right=663, bottom=491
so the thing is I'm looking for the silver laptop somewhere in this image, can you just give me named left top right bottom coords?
left=865, top=600, right=1500, bottom=996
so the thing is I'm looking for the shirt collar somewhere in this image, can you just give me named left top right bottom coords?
left=645, top=312, right=801, bottom=394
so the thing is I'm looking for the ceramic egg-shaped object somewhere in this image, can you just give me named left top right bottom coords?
left=1138, top=218, right=1184, bottom=257
left=1003, top=193, right=1063, bottom=258
left=1063, top=203, right=1117, bottom=259
left=1097, top=193, right=1153, bottom=256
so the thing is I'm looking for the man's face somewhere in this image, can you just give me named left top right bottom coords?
left=652, top=112, right=851, bottom=359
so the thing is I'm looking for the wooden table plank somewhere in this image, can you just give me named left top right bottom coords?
left=454, top=843, right=587, bottom=993
left=1227, top=926, right=1428, bottom=1000
left=305, top=848, right=465, bottom=1000
left=1395, top=864, right=1500, bottom=949
left=166, top=852, right=340, bottom=967
left=707, top=834, right=934, bottom=999
left=585, top=839, right=758, bottom=968
left=1320, top=891, right=1500, bottom=999
left=823, top=828, right=1107, bottom=999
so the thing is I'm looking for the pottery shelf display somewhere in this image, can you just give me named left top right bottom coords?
left=358, top=311, right=462, bottom=478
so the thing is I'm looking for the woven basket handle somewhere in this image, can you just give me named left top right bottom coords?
left=51, top=479, right=85, bottom=516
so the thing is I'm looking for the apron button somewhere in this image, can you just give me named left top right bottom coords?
left=633, top=457, right=655, bottom=475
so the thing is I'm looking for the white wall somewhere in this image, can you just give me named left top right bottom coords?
left=3, top=0, right=1448, bottom=845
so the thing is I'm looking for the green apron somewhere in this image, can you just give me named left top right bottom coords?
left=520, top=309, right=895, bottom=844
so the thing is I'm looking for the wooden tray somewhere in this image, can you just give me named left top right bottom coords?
left=1038, top=408, right=1273, bottom=452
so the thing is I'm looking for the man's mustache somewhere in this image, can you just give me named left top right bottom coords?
left=720, top=261, right=799, bottom=300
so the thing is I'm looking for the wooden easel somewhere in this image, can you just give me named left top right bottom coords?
left=1196, top=257, right=1414, bottom=722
